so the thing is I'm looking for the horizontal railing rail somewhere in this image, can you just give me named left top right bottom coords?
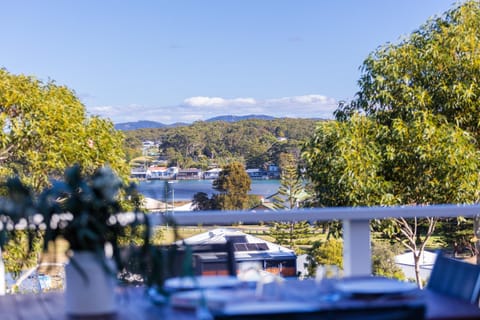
left=149, top=204, right=480, bottom=225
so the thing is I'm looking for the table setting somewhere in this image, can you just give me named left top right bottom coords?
left=1, top=271, right=480, bottom=320
left=161, top=270, right=426, bottom=320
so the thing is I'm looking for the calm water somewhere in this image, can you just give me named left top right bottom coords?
left=137, top=179, right=280, bottom=202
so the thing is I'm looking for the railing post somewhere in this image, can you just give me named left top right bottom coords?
left=343, top=219, right=371, bottom=276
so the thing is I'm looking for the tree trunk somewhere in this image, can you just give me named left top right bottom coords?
left=413, top=251, right=423, bottom=289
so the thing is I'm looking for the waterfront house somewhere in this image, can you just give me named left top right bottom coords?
left=146, top=166, right=169, bottom=179
left=246, top=168, right=268, bottom=180
left=267, top=164, right=280, bottom=179
left=142, top=140, right=156, bottom=148
left=203, top=168, right=222, bottom=179
left=176, top=168, right=203, bottom=180
left=130, top=167, right=147, bottom=179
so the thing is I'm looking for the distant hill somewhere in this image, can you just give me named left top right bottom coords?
left=206, top=114, right=276, bottom=122
left=115, top=121, right=166, bottom=131
left=115, top=114, right=276, bottom=130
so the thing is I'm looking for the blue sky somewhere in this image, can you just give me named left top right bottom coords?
left=0, top=1, right=458, bottom=124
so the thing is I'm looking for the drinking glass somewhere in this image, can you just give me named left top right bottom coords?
left=237, top=261, right=262, bottom=283
left=315, top=264, right=340, bottom=283
left=315, top=265, right=342, bottom=302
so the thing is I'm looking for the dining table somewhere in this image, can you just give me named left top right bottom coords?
left=0, top=276, right=479, bottom=320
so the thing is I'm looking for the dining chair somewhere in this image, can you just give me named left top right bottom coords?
left=426, top=250, right=480, bottom=305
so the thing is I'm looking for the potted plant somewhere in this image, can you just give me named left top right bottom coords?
left=0, top=164, right=150, bottom=316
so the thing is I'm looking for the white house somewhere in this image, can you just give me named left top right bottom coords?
left=146, top=166, right=177, bottom=180
left=204, top=168, right=222, bottom=179
left=146, top=166, right=169, bottom=179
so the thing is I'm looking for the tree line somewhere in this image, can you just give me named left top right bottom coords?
left=123, top=118, right=319, bottom=170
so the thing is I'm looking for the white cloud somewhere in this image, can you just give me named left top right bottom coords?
left=87, top=93, right=339, bottom=124
left=234, top=98, right=257, bottom=105
left=261, top=94, right=338, bottom=119
left=87, top=104, right=145, bottom=121
left=89, top=105, right=115, bottom=113
left=267, top=94, right=335, bottom=105
left=183, top=96, right=256, bottom=108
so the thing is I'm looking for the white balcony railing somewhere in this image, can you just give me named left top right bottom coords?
left=150, top=204, right=480, bottom=277
left=2, top=204, right=479, bottom=296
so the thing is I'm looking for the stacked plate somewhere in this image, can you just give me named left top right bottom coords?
left=334, top=277, right=418, bottom=297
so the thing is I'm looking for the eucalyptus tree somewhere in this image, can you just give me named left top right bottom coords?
left=0, top=69, right=128, bottom=191
left=302, top=112, right=480, bottom=287
left=380, top=112, right=480, bottom=286
left=335, top=0, right=480, bottom=264
left=336, top=1, right=480, bottom=136
left=302, top=115, right=390, bottom=207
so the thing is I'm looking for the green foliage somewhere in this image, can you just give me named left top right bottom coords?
left=310, top=0, right=480, bottom=284
left=0, top=68, right=176, bottom=284
left=192, top=192, right=217, bottom=211
left=305, top=239, right=343, bottom=276
left=302, top=109, right=480, bottom=259
left=384, top=112, right=480, bottom=205
left=269, top=153, right=311, bottom=252
left=303, top=112, right=480, bottom=208
left=336, top=1, right=480, bottom=136
left=330, top=0, right=480, bottom=206
left=213, top=162, right=252, bottom=210
left=300, top=0, right=480, bottom=284
left=0, top=176, right=41, bottom=273
left=269, top=221, right=311, bottom=249
left=0, top=69, right=128, bottom=192
left=305, top=238, right=405, bottom=280
left=371, top=241, right=405, bottom=280
left=436, top=217, right=476, bottom=256
left=3, top=232, right=42, bottom=275
left=302, top=115, right=391, bottom=207
left=303, top=112, right=479, bottom=286
left=246, top=194, right=262, bottom=209
left=192, top=169, right=260, bottom=211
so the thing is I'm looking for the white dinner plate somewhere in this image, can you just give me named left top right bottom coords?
left=164, top=275, right=240, bottom=291
left=334, top=277, right=417, bottom=295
